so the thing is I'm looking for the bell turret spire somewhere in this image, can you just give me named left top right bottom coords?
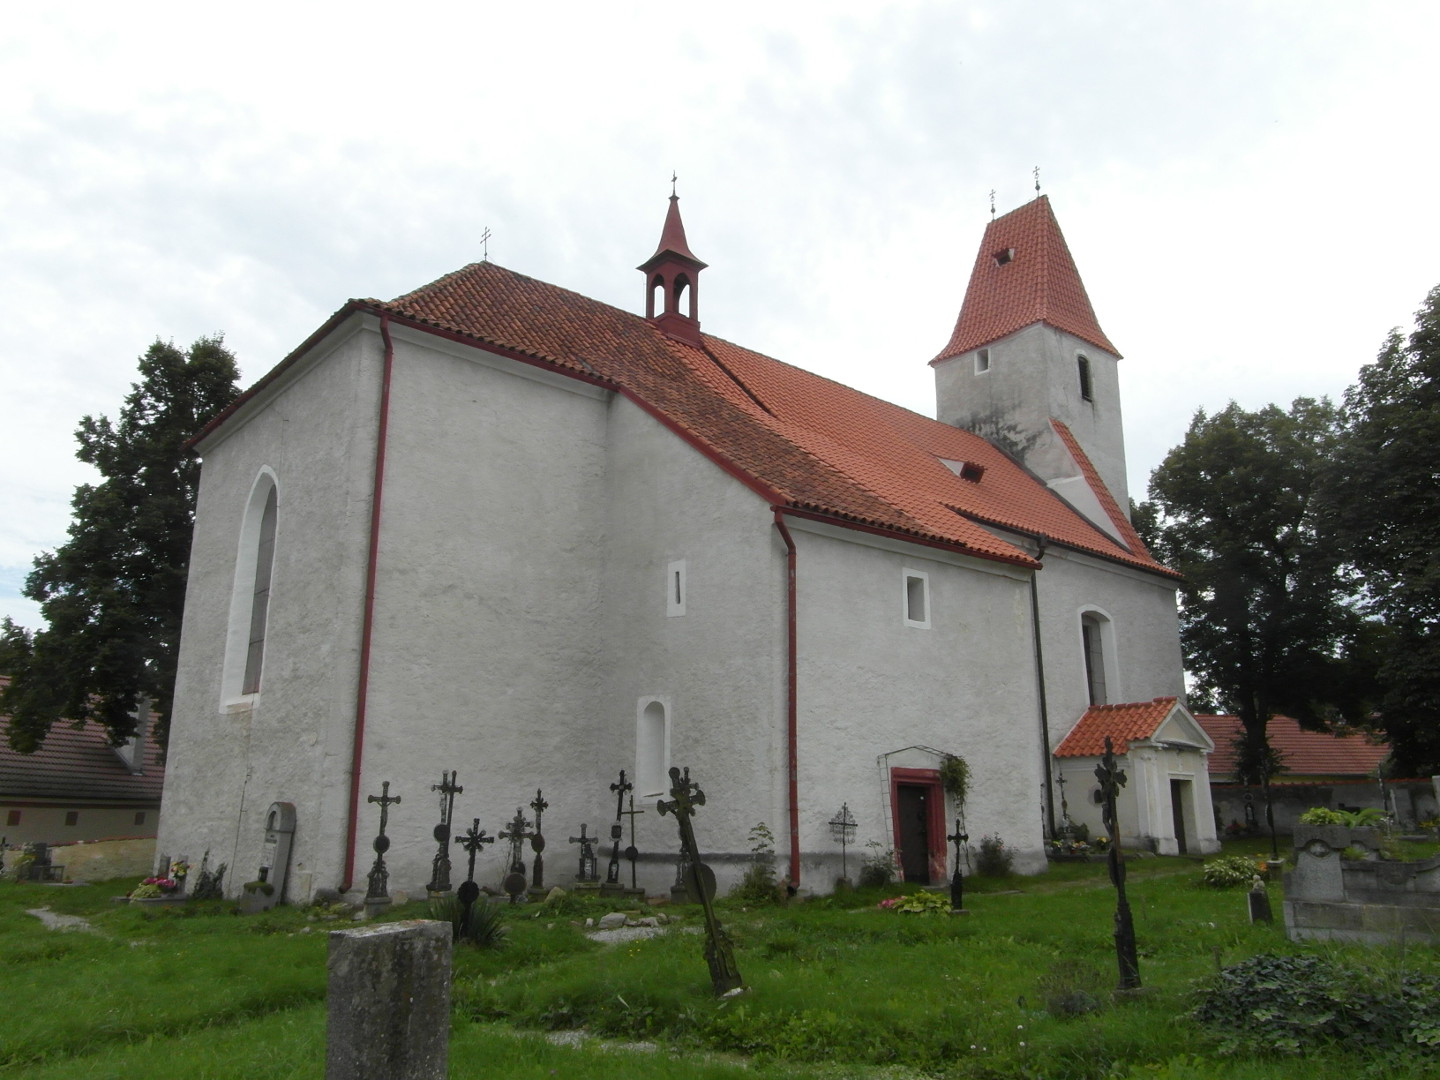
left=638, top=186, right=707, bottom=346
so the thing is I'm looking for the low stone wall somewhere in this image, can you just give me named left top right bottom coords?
left=45, top=837, right=157, bottom=884
left=1282, top=825, right=1440, bottom=944
left=1213, top=778, right=1440, bottom=836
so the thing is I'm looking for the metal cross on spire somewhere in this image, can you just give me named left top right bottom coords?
left=989, top=188, right=996, bottom=220
left=1033, top=165, right=1041, bottom=195
left=671, top=170, right=678, bottom=197
left=480, top=226, right=491, bottom=261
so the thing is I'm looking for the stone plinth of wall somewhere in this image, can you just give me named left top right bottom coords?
left=46, top=837, right=157, bottom=883
left=1283, top=825, right=1440, bottom=944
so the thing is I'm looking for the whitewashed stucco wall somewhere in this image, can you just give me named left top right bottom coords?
left=159, top=318, right=383, bottom=899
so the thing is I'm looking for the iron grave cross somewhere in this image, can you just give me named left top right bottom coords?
left=365, top=781, right=401, bottom=907
left=529, top=789, right=549, bottom=891
left=657, top=766, right=744, bottom=996
left=1096, top=736, right=1140, bottom=990
left=605, top=770, right=632, bottom=887
left=454, top=817, right=495, bottom=937
left=427, top=770, right=463, bottom=894
left=498, top=806, right=534, bottom=903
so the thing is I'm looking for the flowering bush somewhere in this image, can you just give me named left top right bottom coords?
left=1201, top=855, right=1263, bottom=889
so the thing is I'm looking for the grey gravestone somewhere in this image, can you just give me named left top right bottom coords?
left=1248, top=881, right=1273, bottom=924
left=326, top=921, right=451, bottom=1080
left=241, top=802, right=295, bottom=913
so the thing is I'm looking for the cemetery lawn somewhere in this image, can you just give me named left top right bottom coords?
left=4, top=852, right=1439, bottom=1079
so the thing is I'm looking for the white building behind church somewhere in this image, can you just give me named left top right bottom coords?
left=158, top=194, right=1216, bottom=904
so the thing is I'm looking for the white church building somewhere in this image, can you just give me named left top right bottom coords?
left=157, top=193, right=1217, bottom=904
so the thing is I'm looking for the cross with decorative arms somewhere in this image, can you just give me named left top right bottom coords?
left=657, top=766, right=745, bottom=996
left=1096, top=736, right=1140, bottom=990
left=454, top=818, right=495, bottom=938
left=498, top=807, right=535, bottom=903
left=605, top=770, right=632, bottom=887
left=427, top=770, right=463, bottom=894
left=529, top=789, right=549, bottom=891
left=946, top=818, right=969, bottom=912
left=365, top=781, right=401, bottom=906
left=569, top=824, right=599, bottom=882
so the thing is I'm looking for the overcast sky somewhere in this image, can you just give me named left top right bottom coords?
left=3, top=1, right=1438, bottom=630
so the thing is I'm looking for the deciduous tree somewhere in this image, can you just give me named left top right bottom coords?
left=1141, top=399, right=1374, bottom=781
left=0, top=337, right=240, bottom=752
left=1326, top=285, right=1440, bottom=775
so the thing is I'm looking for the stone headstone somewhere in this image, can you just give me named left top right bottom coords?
left=326, top=920, right=451, bottom=1080
left=1247, top=883, right=1273, bottom=924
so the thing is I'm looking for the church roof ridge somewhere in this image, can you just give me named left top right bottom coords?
left=212, top=258, right=1175, bottom=577
left=930, top=195, right=1120, bottom=364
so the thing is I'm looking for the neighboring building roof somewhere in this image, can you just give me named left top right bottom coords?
left=930, top=195, right=1119, bottom=362
left=1055, top=697, right=1211, bottom=758
left=196, top=206, right=1175, bottom=579
left=1196, top=715, right=1390, bottom=780
left=0, top=677, right=164, bottom=805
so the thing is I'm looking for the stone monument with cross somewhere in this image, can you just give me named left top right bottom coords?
left=569, top=824, right=600, bottom=886
left=657, top=765, right=744, bottom=997
left=453, top=817, right=495, bottom=939
left=1096, top=737, right=1140, bottom=990
left=426, top=770, right=462, bottom=895
left=364, top=781, right=400, bottom=918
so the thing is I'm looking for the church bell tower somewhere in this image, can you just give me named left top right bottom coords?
left=638, top=188, right=707, bottom=346
left=930, top=195, right=1130, bottom=518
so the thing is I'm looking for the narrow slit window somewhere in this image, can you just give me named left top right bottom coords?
left=903, top=570, right=931, bottom=629
left=1077, top=355, right=1093, bottom=402
left=666, top=560, right=686, bottom=617
left=1081, top=612, right=1111, bottom=706
left=242, top=485, right=278, bottom=694
left=975, top=348, right=991, bottom=374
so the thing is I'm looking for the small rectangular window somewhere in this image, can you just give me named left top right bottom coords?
left=5, top=809, right=19, bottom=827
left=1078, top=355, right=1093, bottom=402
left=666, top=560, right=686, bottom=617
left=134, top=811, right=147, bottom=826
left=975, top=348, right=991, bottom=374
left=903, top=569, right=931, bottom=629
left=64, top=811, right=79, bottom=827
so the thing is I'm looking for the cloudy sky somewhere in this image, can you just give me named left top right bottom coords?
left=3, top=1, right=1437, bottom=630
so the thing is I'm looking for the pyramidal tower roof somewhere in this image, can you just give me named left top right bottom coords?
left=639, top=194, right=707, bottom=271
left=931, top=195, right=1119, bottom=363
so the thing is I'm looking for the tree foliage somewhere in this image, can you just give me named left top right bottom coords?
left=1141, top=399, right=1374, bottom=781
left=0, top=336, right=240, bottom=752
left=1325, top=285, right=1440, bottom=774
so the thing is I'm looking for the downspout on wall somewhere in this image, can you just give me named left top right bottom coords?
left=341, top=315, right=395, bottom=893
left=1028, top=538, right=1056, bottom=839
left=772, top=509, right=800, bottom=888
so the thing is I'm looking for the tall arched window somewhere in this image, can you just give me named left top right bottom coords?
left=1080, top=610, right=1114, bottom=706
left=223, top=471, right=279, bottom=701
left=636, top=698, right=670, bottom=799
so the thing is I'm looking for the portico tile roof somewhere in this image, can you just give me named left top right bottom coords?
left=930, top=195, right=1118, bottom=362
left=362, top=261, right=1175, bottom=576
left=1196, top=715, right=1390, bottom=780
left=1054, top=697, right=1182, bottom=758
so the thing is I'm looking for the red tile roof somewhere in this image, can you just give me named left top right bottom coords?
left=1055, top=697, right=1184, bottom=758
left=931, top=195, right=1119, bottom=363
left=640, top=194, right=706, bottom=269
left=357, top=262, right=1175, bottom=576
left=1050, top=419, right=1150, bottom=556
left=0, top=679, right=164, bottom=804
left=1196, top=715, right=1390, bottom=780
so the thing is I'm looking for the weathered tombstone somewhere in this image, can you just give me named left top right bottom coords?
left=528, top=789, right=549, bottom=897
left=1095, top=737, right=1140, bottom=991
left=569, top=824, right=600, bottom=883
left=365, top=783, right=401, bottom=917
left=946, top=818, right=969, bottom=912
left=498, top=806, right=533, bottom=904
left=453, top=818, right=495, bottom=939
left=326, top=921, right=450, bottom=1080
left=657, top=765, right=744, bottom=996
left=1247, top=877, right=1273, bottom=924
left=426, top=771, right=462, bottom=895
left=241, top=802, right=296, bottom=912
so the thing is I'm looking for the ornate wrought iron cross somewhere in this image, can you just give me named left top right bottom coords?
left=1095, top=737, right=1140, bottom=990
left=946, top=818, right=969, bottom=911
left=569, top=824, right=599, bottom=882
left=365, top=781, right=401, bottom=905
left=427, top=770, right=463, bottom=894
left=620, top=794, right=645, bottom=890
left=657, top=766, right=744, bottom=996
left=498, top=806, right=534, bottom=903
left=830, top=803, right=857, bottom=883
left=454, top=817, right=495, bottom=935
left=606, top=770, right=632, bottom=886
left=529, top=789, right=549, bottom=891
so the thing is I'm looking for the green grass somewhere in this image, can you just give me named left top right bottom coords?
left=5, top=854, right=1440, bottom=1079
